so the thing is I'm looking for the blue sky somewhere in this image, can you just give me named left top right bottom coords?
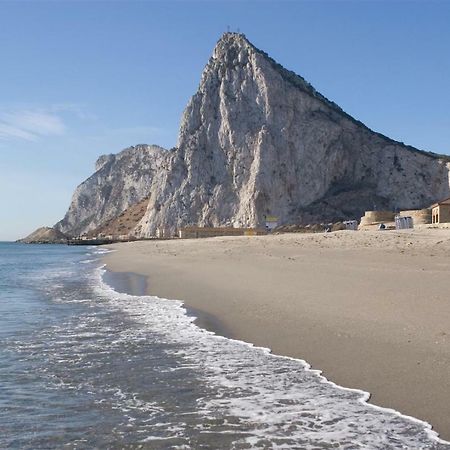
left=1, top=0, right=449, bottom=240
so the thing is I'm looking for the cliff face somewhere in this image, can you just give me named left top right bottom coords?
left=55, top=33, right=450, bottom=237
left=137, top=33, right=450, bottom=235
left=54, top=145, right=167, bottom=236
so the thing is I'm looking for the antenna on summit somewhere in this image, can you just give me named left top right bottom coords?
left=227, top=25, right=230, bottom=32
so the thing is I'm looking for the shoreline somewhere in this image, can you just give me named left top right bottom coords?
left=102, top=267, right=232, bottom=337
left=103, top=229, right=450, bottom=441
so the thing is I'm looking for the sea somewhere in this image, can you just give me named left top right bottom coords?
left=1, top=241, right=449, bottom=449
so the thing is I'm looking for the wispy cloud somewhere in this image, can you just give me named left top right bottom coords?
left=48, top=103, right=98, bottom=121
left=0, top=103, right=97, bottom=143
left=0, top=109, right=66, bottom=142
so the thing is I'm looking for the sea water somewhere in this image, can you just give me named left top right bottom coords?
left=0, top=241, right=449, bottom=449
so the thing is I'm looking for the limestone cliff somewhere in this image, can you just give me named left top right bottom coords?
left=56, top=33, right=450, bottom=237
left=55, top=145, right=167, bottom=236
left=137, top=33, right=450, bottom=235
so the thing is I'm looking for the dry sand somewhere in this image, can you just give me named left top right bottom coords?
left=103, top=229, right=450, bottom=440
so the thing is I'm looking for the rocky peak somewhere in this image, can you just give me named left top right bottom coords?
left=206, top=33, right=342, bottom=114
left=211, top=32, right=252, bottom=64
left=95, top=154, right=115, bottom=172
left=140, top=33, right=450, bottom=235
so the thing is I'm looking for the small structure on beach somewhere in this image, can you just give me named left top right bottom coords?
left=156, top=227, right=171, bottom=239
left=178, top=226, right=266, bottom=239
left=395, top=215, right=413, bottom=230
left=359, top=211, right=396, bottom=230
left=264, top=215, right=279, bottom=231
left=431, top=198, right=450, bottom=224
left=360, top=208, right=432, bottom=230
left=397, top=209, right=431, bottom=225
left=343, top=220, right=358, bottom=231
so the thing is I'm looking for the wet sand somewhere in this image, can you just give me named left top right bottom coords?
left=103, top=229, right=450, bottom=440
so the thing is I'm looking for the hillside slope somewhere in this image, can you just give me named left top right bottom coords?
left=18, top=227, right=68, bottom=244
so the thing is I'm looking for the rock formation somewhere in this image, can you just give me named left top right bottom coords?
left=86, top=196, right=150, bottom=238
left=55, top=33, right=450, bottom=237
left=18, top=227, right=68, bottom=244
left=137, top=33, right=450, bottom=235
left=54, top=145, right=167, bottom=236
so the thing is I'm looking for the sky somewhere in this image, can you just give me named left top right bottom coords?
left=0, top=0, right=449, bottom=241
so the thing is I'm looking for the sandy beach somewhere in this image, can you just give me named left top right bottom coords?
left=103, top=229, right=450, bottom=440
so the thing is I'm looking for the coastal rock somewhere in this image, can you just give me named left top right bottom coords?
left=54, top=145, right=167, bottom=236
left=18, top=227, right=68, bottom=244
left=56, top=33, right=450, bottom=237
left=137, top=33, right=450, bottom=235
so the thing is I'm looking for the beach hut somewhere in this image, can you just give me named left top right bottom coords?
left=359, top=210, right=395, bottom=230
left=398, top=209, right=431, bottom=225
left=431, top=198, right=450, bottom=224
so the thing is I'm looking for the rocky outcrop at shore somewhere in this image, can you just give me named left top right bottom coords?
left=18, top=227, right=68, bottom=244
left=54, top=145, right=167, bottom=237
left=54, top=33, right=450, bottom=237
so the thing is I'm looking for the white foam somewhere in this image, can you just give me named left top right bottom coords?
left=93, top=266, right=450, bottom=449
left=92, top=247, right=114, bottom=255
left=80, top=247, right=114, bottom=265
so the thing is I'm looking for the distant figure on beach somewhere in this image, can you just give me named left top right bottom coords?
left=379, top=223, right=386, bottom=230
